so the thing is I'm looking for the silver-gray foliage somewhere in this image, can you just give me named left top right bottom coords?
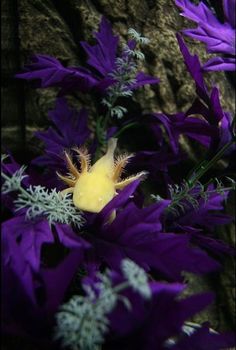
left=127, top=28, right=150, bottom=45
left=15, top=185, right=84, bottom=227
left=152, top=178, right=235, bottom=216
left=55, top=294, right=110, bottom=350
left=55, top=271, right=118, bottom=350
left=121, top=258, right=151, bottom=299
left=1, top=165, right=84, bottom=227
left=102, top=28, right=150, bottom=119
left=1, top=165, right=28, bottom=194
left=55, top=259, right=152, bottom=350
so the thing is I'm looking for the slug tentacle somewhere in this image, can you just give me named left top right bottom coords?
left=73, top=147, right=91, bottom=173
left=115, top=171, right=148, bottom=190
left=113, top=153, right=134, bottom=182
left=64, top=151, right=80, bottom=178
left=56, top=172, right=77, bottom=187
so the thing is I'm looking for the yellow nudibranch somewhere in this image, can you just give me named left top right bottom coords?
left=57, top=138, right=147, bottom=213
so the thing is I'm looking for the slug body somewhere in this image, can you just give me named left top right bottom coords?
left=58, top=138, right=146, bottom=213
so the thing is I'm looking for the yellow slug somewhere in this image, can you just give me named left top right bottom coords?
left=57, top=138, right=146, bottom=213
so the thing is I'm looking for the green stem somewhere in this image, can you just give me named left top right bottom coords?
left=114, top=122, right=140, bottom=138
left=113, top=281, right=130, bottom=294
left=187, top=138, right=235, bottom=186
left=102, top=95, right=118, bottom=130
left=95, top=96, right=118, bottom=157
left=164, top=138, right=235, bottom=215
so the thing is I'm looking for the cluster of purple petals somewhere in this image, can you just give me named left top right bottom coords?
left=175, top=0, right=236, bottom=71
left=82, top=261, right=235, bottom=350
left=15, top=17, right=159, bottom=96
left=1, top=212, right=90, bottom=343
left=139, top=33, right=235, bottom=171
left=106, top=284, right=235, bottom=350
left=165, top=184, right=235, bottom=257
left=2, top=14, right=236, bottom=350
left=2, top=182, right=235, bottom=348
left=33, top=98, right=90, bottom=169
left=124, top=34, right=234, bottom=191
left=176, top=33, right=235, bottom=156
left=30, top=97, right=91, bottom=189
left=16, top=12, right=234, bottom=181
left=2, top=176, right=235, bottom=347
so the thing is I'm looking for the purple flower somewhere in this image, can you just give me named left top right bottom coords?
left=33, top=97, right=90, bottom=168
left=80, top=16, right=119, bottom=77
left=15, top=16, right=118, bottom=95
left=1, top=214, right=89, bottom=342
left=73, top=18, right=159, bottom=91
left=83, top=181, right=220, bottom=281
left=40, top=248, right=87, bottom=316
left=172, top=185, right=232, bottom=230
left=2, top=216, right=54, bottom=274
left=1, top=219, right=38, bottom=303
left=15, top=54, right=100, bottom=95
left=203, top=56, right=236, bottom=71
left=107, top=277, right=215, bottom=350
left=175, top=0, right=236, bottom=71
left=188, top=227, right=236, bottom=257
left=176, top=33, right=209, bottom=103
left=54, top=223, right=91, bottom=250
left=176, top=34, right=234, bottom=151
left=30, top=97, right=90, bottom=188
left=151, top=112, right=217, bottom=154
left=16, top=16, right=159, bottom=95
left=1, top=153, right=24, bottom=177
left=1, top=214, right=89, bottom=302
left=163, top=183, right=235, bottom=258
left=1, top=257, right=49, bottom=343
left=1, top=249, right=86, bottom=350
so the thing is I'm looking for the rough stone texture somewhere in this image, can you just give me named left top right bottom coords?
left=1, top=0, right=235, bottom=346
left=2, top=1, right=235, bottom=142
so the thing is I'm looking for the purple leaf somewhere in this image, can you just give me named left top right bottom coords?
left=152, top=112, right=216, bottom=153
left=41, top=249, right=85, bottom=315
left=2, top=219, right=37, bottom=303
left=223, top=0, right=236, bottom=28
left=175, top=0, right=235, bottom=55
left=54, top=223, right=91, bottom=250
left=15, top=54, right=99, bottom=94
left=2, top=216, right=54, bottom=273
left=87, top=198, right=220, bottom=281
left=80, top=16, right=119, bottom=76
left=131, top=72, right=160, bottom=89
left=108, top=278, right=215, bottom=350
left=32, top=97, right=90, bottom=173
left=203, top=56, right=236, bottom=71
left=175, top=0, right=235, bottom=72
left=176, top=33, right=209, bottom=102
left=176, top=186, right=232, bottom=230
left=172, top=322, right=236, bottom=350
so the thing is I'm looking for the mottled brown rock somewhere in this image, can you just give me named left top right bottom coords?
left=2, top=0, right=235, bottom=128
